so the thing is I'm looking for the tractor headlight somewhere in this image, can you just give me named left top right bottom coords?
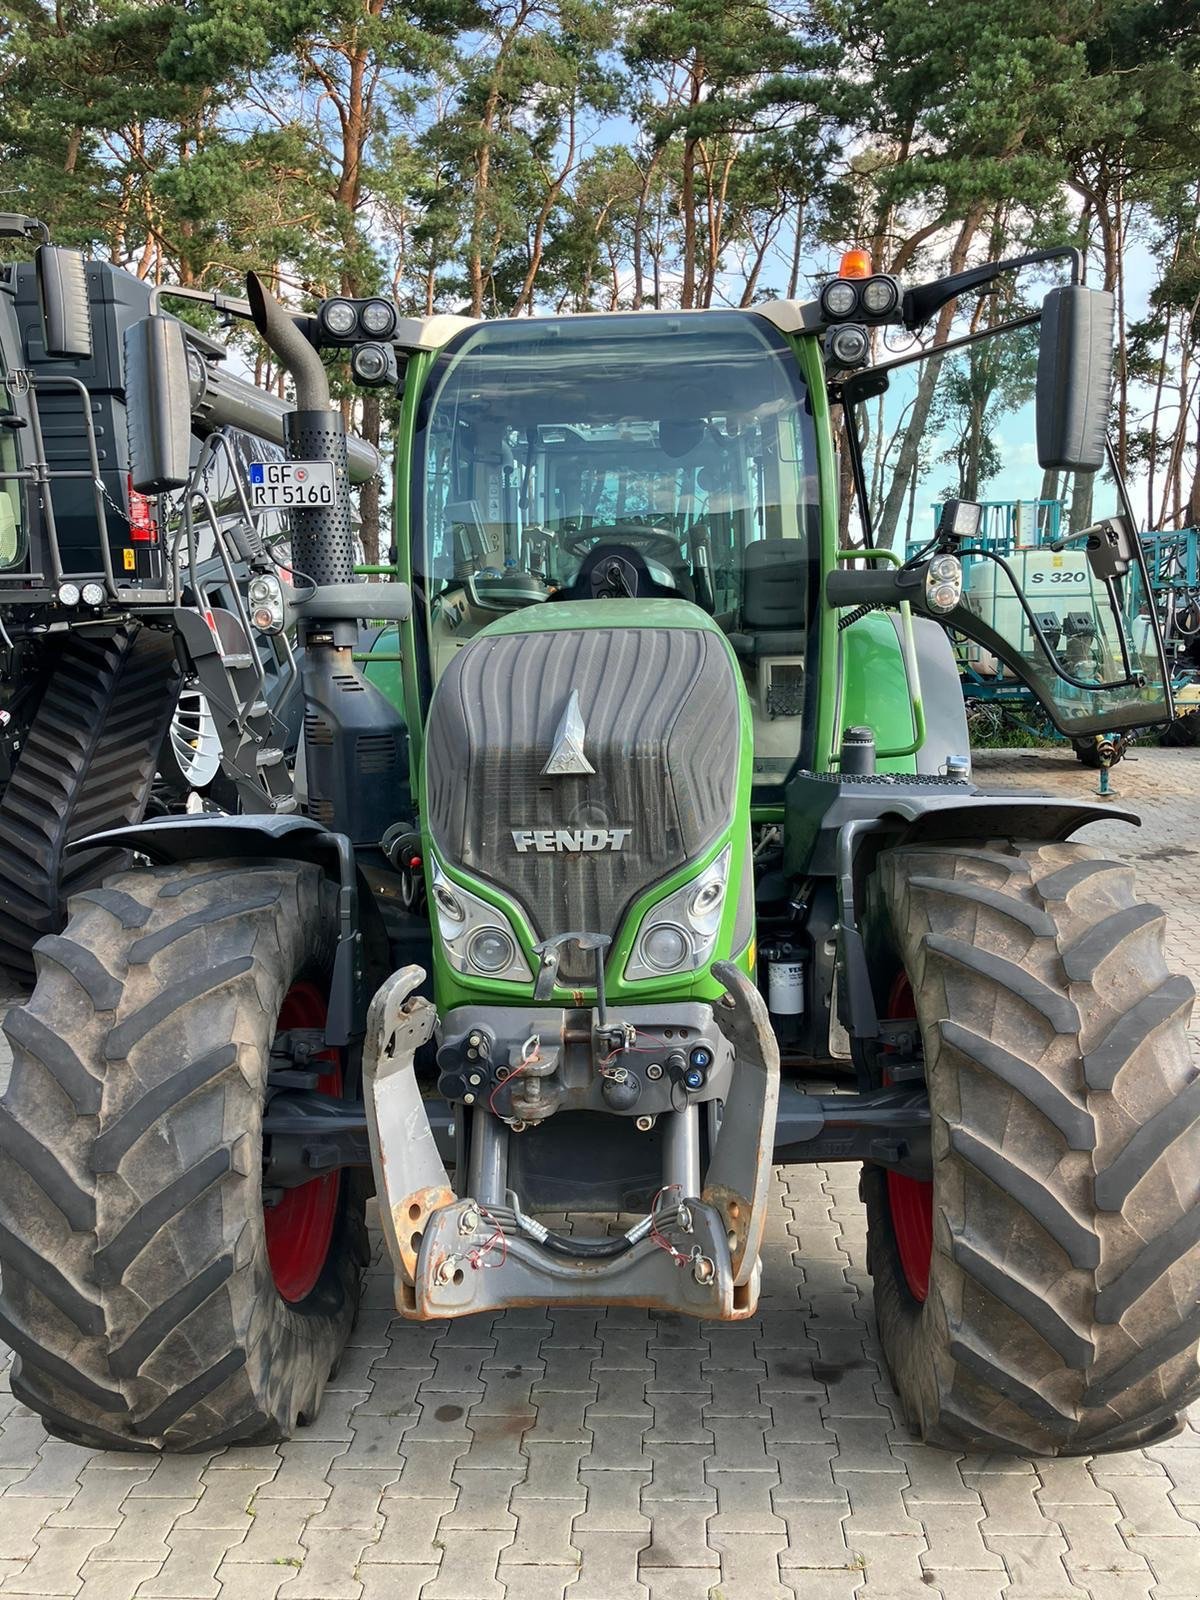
left=247, top=573, right=285, bottom=635
left=625, top=845, right=732, bottom=982
left=319, top=298, right=358, bottom=341
left=925, top=553, right=963, bottom=613
left=467, top=927, right=518, bottom=974
left=820, top=279, right=859, bottom=320
left=430, top=860, right=531, bottom=983
left=359, top=298, right=397, bottom=338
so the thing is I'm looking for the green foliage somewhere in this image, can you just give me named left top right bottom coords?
left=0, top=0, right=1196, bottom=519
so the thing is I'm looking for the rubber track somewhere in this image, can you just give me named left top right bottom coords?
left=0, top=627, right=179, bottom=986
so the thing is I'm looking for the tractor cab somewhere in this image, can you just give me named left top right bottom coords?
left=412, top=310, right=819, bottom=790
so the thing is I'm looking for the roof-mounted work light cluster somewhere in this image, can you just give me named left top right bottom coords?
left=315, top=297, right=398, bottom=346
left=819, top=252, right=902, bottom=327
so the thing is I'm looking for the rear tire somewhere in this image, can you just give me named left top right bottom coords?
left=865, top=840, right=1200, bottom=1455
left=0, top=859, right=368, bottom=1451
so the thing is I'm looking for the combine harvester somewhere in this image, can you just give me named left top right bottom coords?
left=0, top=214, right=378, bottom=982
left=0, top=241, right=1195, bottom=1460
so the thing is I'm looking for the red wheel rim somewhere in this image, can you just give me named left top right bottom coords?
left=264, top=981, right=341, bottom=1304
left=884, top=972, right=933, bottom=1303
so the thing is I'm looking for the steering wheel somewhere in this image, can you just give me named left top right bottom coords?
left=559, top=522, right=683, bottom=563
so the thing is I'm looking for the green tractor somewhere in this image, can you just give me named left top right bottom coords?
left=2, top=247, right=1195, bottom=1459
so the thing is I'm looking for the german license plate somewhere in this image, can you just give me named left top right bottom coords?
left=248, top=460, right=336, bottom=509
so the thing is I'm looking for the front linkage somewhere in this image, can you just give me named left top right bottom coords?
left=363, top=959, right=779, bottom=1319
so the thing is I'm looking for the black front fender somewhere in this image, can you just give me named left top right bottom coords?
left=71, top=815, right=368, bottom=1045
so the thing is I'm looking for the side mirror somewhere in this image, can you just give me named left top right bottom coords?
left=1036, top=285, right=1114, bottom=472
left=123, top=316, right=194, bottom=492
left=35, top=245, right=92, bottom=360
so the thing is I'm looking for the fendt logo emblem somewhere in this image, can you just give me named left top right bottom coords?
left=512, top=828, right=632, bottom=854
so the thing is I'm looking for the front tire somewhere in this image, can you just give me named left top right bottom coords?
left=865, top=840, right=1200, bottom=1455
left=0, top=859, right=368, bottom=1451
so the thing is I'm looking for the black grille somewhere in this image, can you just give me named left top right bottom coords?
left=426, top=624, right=741, bottom=978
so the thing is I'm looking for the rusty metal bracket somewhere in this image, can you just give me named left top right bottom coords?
left=406, top=1197, right=749, bottom=1320
left=361, top=965, right=447, bottom=1292
left=704, top=960, right=781, bottom=1286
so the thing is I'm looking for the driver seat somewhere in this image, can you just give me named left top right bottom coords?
left=727, top=538, right=808, bottom=660
left=553, top=543, right=694, bottom=604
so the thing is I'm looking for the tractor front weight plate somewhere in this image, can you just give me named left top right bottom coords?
left=364, top=959, right=779, bottom=1322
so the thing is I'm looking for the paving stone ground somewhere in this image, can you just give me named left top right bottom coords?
left=0, top=744, right=1198, bottom=1599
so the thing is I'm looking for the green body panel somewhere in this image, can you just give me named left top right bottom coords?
left=360, top=626, right=405, bottom=712
left=422, top=599, right=757, bottom=1013
left=792, top=333, right=845, bottom=776
left=393, top=348, right=437, bottom=795
left=838, top=611, right=919, bottom=775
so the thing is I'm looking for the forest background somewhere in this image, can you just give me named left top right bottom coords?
left=2, top=0, right=1198, bottom=561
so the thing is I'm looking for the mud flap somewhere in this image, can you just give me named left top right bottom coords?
left=362, top=960, right=780, bottom=1321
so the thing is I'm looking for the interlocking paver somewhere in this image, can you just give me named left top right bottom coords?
left=500, top=1497, right=582, bottom=1564
left=363, top=1494, right=453, bottom=1562
left=981, top=1529, right=1083, bottom=1595
left=0, top=1501, right=81, bottom=1563
left=74, top=1560, right=163, bottom=1600
left=1056, top=1503, right=1150, bottom=1577
left=640, top=1445, right=716, bottom=1504
left=572, top=1531, right=647, bottom=1597
left=579, top=1416, right=648, bottom=1472
left=355, top=1566, right=438, bottom=1600
left=838, top=1470, right=921, bottom=1537
left=774, top=1497, right=852, bottom=1569
left=1091, top=1468, right=1200, bottom=1534
left=916, top=1501, right=1006, bottom=1571
left=437, top=1469, right=519, bottom=1531
left=643, top=1393, right=710, bottom=1445
left=8, top=1446, right=94, bottom=1501
left=91, top=1498, right=197, bottom=1565
left=418, top=1529, right=511, bottom=1600
left=449, top=1414, right=527, bottom=1472
left=511, top=1444, right=588, bottom=1501
left=1, top=1526, right=110, bottom=1595
left=275, top=1529, right=374, bottom=1600
left=305, top=1467, right=400, bottom=1531
left=253, top=1445, right=344, bottom=1501
left=136, top=1528, right=243, bottom=1598
left=1, top=745, right=1200, bottom=1600
left=211, top=1565, right=287, bottom=1600
left=50, top=1472, right=153, bottom=1530
left=174, top=1469, right=278, bottom=1532
left=526, top=1392, right=592, bottom=1443
left=706, top=1468, right=787, bottom=1535
left=222, top=1497, right=324, bottom=1565
left=638, top=1501, right=718, bottom=1568
left=573, top=1470, right=651, bottom=1533
left=710, top=1531, right=792, bottom=1598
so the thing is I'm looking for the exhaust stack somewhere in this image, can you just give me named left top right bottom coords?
left=245, top=271, right=354, bottom=586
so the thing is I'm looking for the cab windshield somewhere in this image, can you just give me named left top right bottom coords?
left=413, top=311, right=820, bottom=784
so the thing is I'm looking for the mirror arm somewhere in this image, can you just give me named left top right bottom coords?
left=903, top=245, right=1084, bottom=330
